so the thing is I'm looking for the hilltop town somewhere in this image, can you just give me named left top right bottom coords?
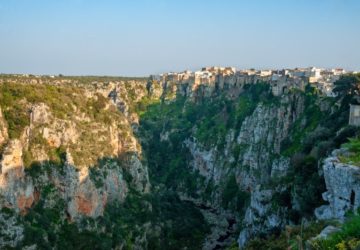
left=1, top=66, right=354, bottom=98
left=152, top=66, right=353, bottom=97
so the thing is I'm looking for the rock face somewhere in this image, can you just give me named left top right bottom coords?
left=185, top=139, right=217, bottom=182
left=183, top=93, right=305, bottom=247
left=0, top=75, right=346, bottom=249
left=0, top=107, right=8, bottom=146
left=315, top=149, right=360, bottom=220
left=108, top=80, right=161, bottom=125
left=271, top=157, right=290, bottom=178
left=235, top=97, right=302, bottom=188
left=61, top=161, right=128, bottom=218
left=186, top=95, right=302, bottom=186
left=0, top=139, right=35, bottom=213
left=0, top=135, right=141, bottom=220
left=0, top=83, right=150, bottom=221
left=238, top=186, right=286, bottom=247
left=0, top=211, right=24, bottom=248
left=233, top=96, right=304, bottom=247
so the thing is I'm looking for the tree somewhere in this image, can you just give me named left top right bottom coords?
left=333, top=73, right=360, bottom=97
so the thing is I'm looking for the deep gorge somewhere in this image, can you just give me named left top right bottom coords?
left=0, top=74, right=360, bottom=249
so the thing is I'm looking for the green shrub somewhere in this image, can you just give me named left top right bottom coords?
left=312, top=214, right=360, bottom=249
left=289, top=155, right=326, bottom=217
left=3, top=105, right=30, bottom=139
left=222, top=175, right=250, bottom=211
left=245, top=220, right=327, bottom=250
left=340, top=137, right=360, bottom=166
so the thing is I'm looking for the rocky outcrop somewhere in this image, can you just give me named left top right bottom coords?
left=235, top=96, right=302, bottom=187
left=238, top=186, right=286, bottom=248
left=0, top=211, right=24, bottom=248
left=0, top=140, right=35, bottom=213
left=315, top=149, right=360, bottom=220
left=0, top=90, right=150, bottom=221
left=185, top=139, right=217, bottom=182
left=0, top=107, right=8, bottom=146
left=187, top=94, right=302, bottom=186
left=64, top=163, right=128, bottom=218
left=271, top=157, right=290, bottom=178
left=30, top=103, right=51, bottom=124
left=0, top=139, right=130, bottom=219
left=234, top=96, right=303, bottom=246
left=107, top=80, right=161, bottom=125
left=168, top=74, right=264, bottom=102
left=66, top=167, right=107, bottom=218
left=123, top=153, right=150, bottom=193
left=183, top=94, right=304, bottom=247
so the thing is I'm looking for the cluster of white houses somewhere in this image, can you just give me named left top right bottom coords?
left=151, top=66, right=349, bottom=97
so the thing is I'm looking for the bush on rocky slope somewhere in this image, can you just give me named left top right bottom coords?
left=310, top=213, right=360, bottom=250
left=340, top=137, right=360, bottom=166
left=244, top=220, right=328, bottom=250
left=272, top=84, right=358, bottom=222
left=16, top=190, right=209, bottom=250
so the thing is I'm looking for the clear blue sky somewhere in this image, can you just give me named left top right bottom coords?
left=0, top=0, right=359, bottom=76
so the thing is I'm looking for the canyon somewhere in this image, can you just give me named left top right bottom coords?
left=0, top=73, right=359, bottom=249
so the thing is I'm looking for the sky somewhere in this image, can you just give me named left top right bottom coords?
left=0, top=0, right=359, bottom=76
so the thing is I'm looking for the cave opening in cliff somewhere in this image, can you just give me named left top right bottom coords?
left=350, top=190, right=355, bottom=208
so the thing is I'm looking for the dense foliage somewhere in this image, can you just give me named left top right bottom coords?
left=340, top=137, right=360, bottom=166
left=245, top=220, right=328, bottom=250
left=333, top=73, right=360, bottom=97
left=312, top=213, right=360, bottom=250
left=12, top=187, right=209, bottom=250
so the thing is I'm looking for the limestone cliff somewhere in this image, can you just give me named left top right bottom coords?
left=0, top=74, right=356, bottom=250
left=139, top=77, right=353, bottom=249
left=0, top=139, right=35, bottom=213
left=184, top=93, right=304, bottom=247
left=0, top=107, right=8, bottom=146
left=0, top=80, right=151, bottom=248
left=315, top=149, right=360, bottom=220
left=0, top=98, right=149, bottom=212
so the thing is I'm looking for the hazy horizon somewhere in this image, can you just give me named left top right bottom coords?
left=1, top=0, right=360, bottom=76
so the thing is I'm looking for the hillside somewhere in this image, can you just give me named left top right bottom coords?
left=0, top=74, right=359, bottom=249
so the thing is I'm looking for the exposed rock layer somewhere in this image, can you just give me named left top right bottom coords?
left=315, top=149, right=360, bottom=220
